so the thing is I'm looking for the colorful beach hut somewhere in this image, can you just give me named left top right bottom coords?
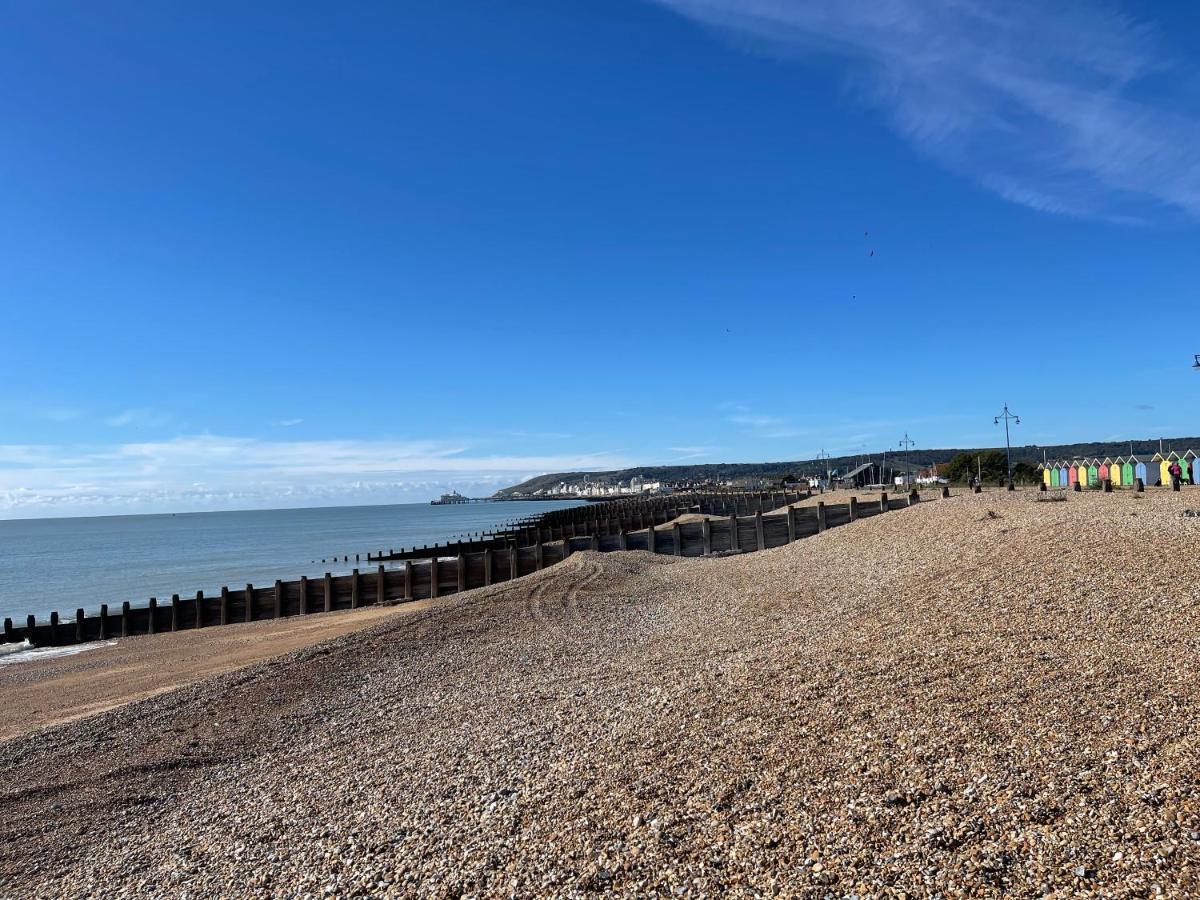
left=1133, top=456, right=1147, bottom=485
left=1154, top=452, right=1168, bottom=486
left=1185, top=450, right=1197, bottom=485
left=1070, top=462, right=1081, bottom=487
left=1099, top=458, right=1111, bottom=482
left=1112, top=456, right=1125, bottom=487
left=1050, top=464, right=1060, bottom=487
left=1040, top=463, right=1051, bottom=487
left=1088, top=460, right=1100, bottom=485
left=1058, top=463, right=1070, bottom=487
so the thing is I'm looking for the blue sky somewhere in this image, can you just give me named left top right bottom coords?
left=2, top=0, right=1199, bottom=516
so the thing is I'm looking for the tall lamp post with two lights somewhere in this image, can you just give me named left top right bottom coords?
left=995, top=404, right=1020, bottom=491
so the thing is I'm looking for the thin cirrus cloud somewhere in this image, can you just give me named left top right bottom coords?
left=104, top=408, right=173, bottom=428
left=652, top=0, right=1200, bottom=221
left=0, top=436, right=630, bottom=518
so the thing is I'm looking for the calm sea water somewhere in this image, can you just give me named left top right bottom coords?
left=0, top=501, right=585, bottom=624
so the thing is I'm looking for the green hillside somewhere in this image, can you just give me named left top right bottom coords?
left=494, top=437, right=1200, bottom=496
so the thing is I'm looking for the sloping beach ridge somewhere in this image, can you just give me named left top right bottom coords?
left=3, top=489, right=1200, bottom=896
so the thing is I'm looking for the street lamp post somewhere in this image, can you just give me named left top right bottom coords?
left=994, top=404, right=1020, bottom=490
left=899, top=433, right=915, bottom=488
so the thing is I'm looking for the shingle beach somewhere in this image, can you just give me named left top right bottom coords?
left=4, top=488, right=1200, bottom=898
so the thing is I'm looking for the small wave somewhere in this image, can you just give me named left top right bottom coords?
left=0, top=640, right=118, bottom=667
left=0, top=639, right=32, bottom=658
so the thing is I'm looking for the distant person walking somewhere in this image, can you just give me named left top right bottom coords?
left=1170, top=460, right=1183, bottom=490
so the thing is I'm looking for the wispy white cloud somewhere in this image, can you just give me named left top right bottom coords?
left=274, top=418, right=304, bottom=427
left=666, top=445, right=715, bottom=459
left=105, top=408, right=173, bottom=428
left=0, top=436, right=630, bottom=518
left=653, top=0, right=1200, bottom=220
left=34, top=407, right=87, bottom=423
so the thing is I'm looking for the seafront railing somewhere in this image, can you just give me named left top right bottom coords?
left=2, top=488, right=943, bottom=649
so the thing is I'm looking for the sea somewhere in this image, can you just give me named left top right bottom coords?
left=0, top=500, right=585, bottom=625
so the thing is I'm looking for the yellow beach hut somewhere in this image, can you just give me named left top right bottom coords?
left=1154, top=452, right=1168, bottom=486
left=1111, top=456, right=1124, bottom=487
left=1041, top=463, right=1051, bottom=487
left=1076, top=461, right=1088, bottom=487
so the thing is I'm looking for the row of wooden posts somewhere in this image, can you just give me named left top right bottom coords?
left=2, top=488, right=941, bottom=648
left=370, top=489, right=818, bottom=562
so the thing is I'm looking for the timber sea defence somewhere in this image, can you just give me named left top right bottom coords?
left=2, top=487, right=946, bottom=649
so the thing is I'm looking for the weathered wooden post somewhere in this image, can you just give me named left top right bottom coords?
left=1135, top=477, right=1145, bottom=493
left=3, top=618, right=13, bottom=643
left=376, top=565, right=386, bottom=605
left=908, top=489, right=920, bottom=506
left=973, top=483, right=982, bottom=494
left=619, top=530, right=628, bottom=551
left=350, top=569, right=360, bottom=609
left=1073, top=480, right=1082, bottom=492
left=816, top=502, right=827, bottom=533
left=754, top=511, right=765, bottom=550
left=483, top=550, right=493, bottom=586
left=121, top=602, right=131, bottom=637
left=646, top=522, right=656, bottom=554
left=702, top=517, right=713, bottom=554
left=49, top=611, right=60, bottom=646
left=535, top=542, right=545, bottom=570
left=879, top=492, right=889, bottom=513
left=323, top=573, right=332, bottom=612
left=299, top=576, right=309, bottom=614
left=591, top=532, right=600, bottom=551
left=147, top=598, right=157, bottom=635
left=274, top=580, right=284, bottom=618
left=194, top=591, right=205, bottom=628
left=1039, top=481, right=1047, bottom=493
left=942, top=485, right=950, bottom=499
left=404, top=561, right=413, bottom=599
left=169, top=596, right=178, bottom=631
left=457, top=554, right=466, bottom=593
left=219, top=587, right=230, bottom=625
left=1103, top=479, right=1112, bottom=493
left=509, top=545, right=518, bottom=580
left=672, top=522, right=683, bottom=556
left=246, top=584, right=255, bottom=622
left=99, top=604, right=109, bottom=640
left=26, top=614, right=36, bottom=643
left=729, top=513, right=739, bottom=552
left=75, top=609, right=84, bottom=643
left=429, top=558, right=439, bottom=598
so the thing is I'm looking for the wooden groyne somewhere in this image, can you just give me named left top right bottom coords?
left=1, top=488, right=946, bottom=649
left=367, top=489, right=815, bottom=561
